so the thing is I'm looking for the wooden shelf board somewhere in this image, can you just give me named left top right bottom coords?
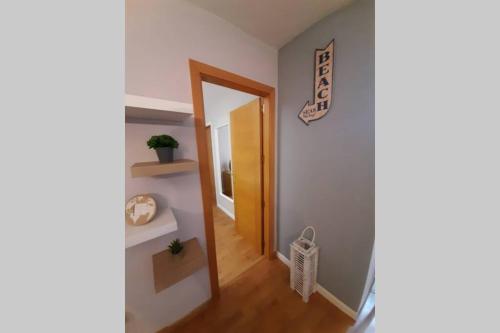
left=125, top=208, right=178, bottom=249
left=130, top=159, right=198, bottom=178
left=125, top=94, right=193, bottom=124
left=152, top=238, right=206, bottom=293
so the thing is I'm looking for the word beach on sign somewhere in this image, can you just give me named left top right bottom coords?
left=298, top=40, right=334, bottom=125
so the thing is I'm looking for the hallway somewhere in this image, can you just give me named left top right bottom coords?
left=213, top=206, right=263, bottom=286
left=162, top=258, right=354, bottom=333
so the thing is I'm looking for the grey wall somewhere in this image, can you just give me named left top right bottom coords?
left=277, top=0, right=374, bottom=311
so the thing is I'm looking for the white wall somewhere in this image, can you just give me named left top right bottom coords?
left=216, top=125, right=231, bottom=171
left=202, top=82, right=257, bottom=217
left=126, top=0, right=277, bottom=103
left=126, top=0, right=277, bottom=331
left=125, top=123, right=208, bottom=333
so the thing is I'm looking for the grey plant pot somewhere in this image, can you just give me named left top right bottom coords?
left=155, top=147, right=174, bottom=163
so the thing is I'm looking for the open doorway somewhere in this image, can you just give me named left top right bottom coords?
left=189, top=60, right=276, bottom=298
left=203, top=83, right=265, bottom=287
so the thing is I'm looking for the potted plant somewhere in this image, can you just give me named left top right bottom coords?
left=147, top=134, right=179, bottom=163
left=168, top=238, right=184, bottom=258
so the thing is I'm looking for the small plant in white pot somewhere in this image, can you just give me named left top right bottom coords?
left=147, top=134, right=179, bottom=163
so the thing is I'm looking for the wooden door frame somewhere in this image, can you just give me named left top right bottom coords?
left=189, top=59, right=276, bottom=299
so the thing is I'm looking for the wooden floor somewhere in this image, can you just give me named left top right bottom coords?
left=163, top=258, right=355, bottom=333
left=213, top=206, right=263, bottom=286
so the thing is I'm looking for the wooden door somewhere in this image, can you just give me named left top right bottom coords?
left=205, top=125, right=216, bottom=206
left=230, top=98, right=263, bottom=254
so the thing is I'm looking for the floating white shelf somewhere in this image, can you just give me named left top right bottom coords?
left=125, top=207, right=178, bottom=248
left=125, top=94, right=193, bottom=123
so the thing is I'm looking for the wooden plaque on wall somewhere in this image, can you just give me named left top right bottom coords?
left=298, top=39, right=335, bottom=125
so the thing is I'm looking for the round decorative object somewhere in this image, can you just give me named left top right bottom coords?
left=125, top=194, right=157, bottom=226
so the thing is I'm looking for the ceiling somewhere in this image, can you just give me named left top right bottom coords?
left=185, top=0, right=354, bottom=48
left=202, top=82, right=257, bottom=115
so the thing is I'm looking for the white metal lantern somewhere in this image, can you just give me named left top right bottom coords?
left=290, top=226, right=319, bottom=303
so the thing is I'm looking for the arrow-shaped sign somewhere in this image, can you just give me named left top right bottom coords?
left=298, top=40, right=334, bottom=125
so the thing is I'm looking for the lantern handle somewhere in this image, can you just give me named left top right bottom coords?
left=300, top=226, right=316, bottom=245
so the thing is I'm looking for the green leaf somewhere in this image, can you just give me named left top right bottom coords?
left=147, top=134, right=179, bottom=149
left=168, top=238, right=184, bottom=255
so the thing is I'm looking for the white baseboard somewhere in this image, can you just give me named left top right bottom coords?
left=276, top=251, right=357, bottom=320
left=216, top=204, right=234, bottom=220
left=315, top=284, right=357, bottom=319
left=277, top=251, right=290, bottom=265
